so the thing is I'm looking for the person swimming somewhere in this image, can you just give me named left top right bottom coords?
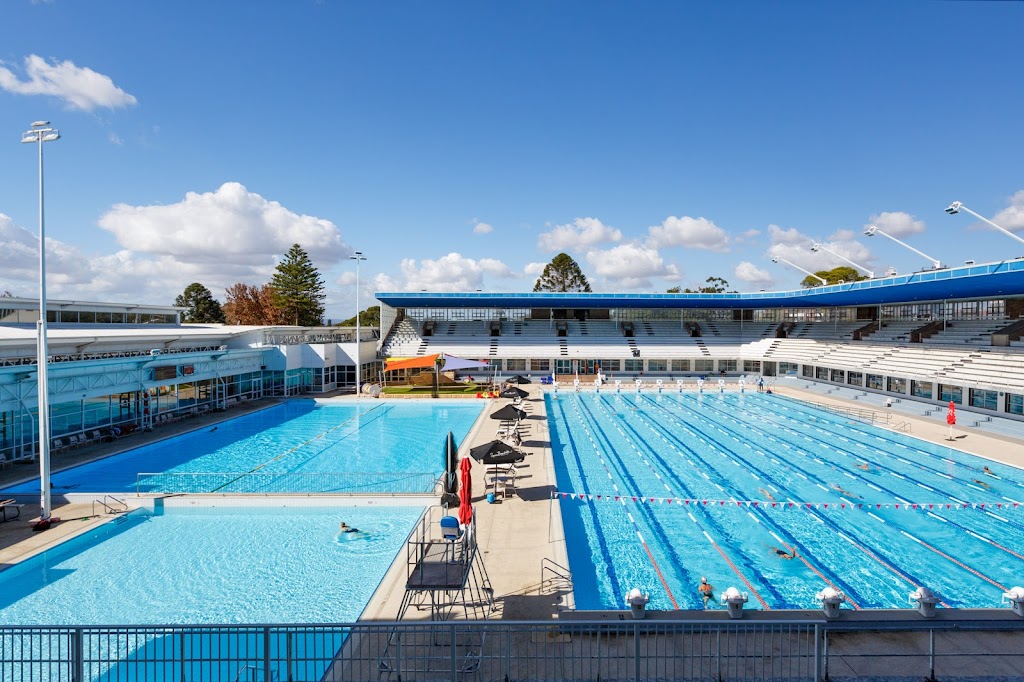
left=856, top=463, right=870, bottom=471
left=831, top=483, right=859, bottom=498
left=758, top=487, right=776, bottom=502
left=339, top=521, right=359, bottom=533
left=983, top=466, right=996, bottom=477
left=770, top=546, right=797, bottom=560
left=972, top=479, right=992, bottom=491
left=698, top=576, right=714, bottom=607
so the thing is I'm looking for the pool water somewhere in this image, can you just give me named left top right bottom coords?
left=0, top=504, right=424, bottom=681
left=1, top=400, right=482, bottom=494
left=549, top=391, right=1024, bottom=612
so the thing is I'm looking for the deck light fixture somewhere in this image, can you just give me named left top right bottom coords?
left=864, top=225, right=943, bottom=270
left=771, top=255, right=827, bottom=286
left=349, top=251, right=367, bottom=396
left=810, top=243, right=874, bottom=279
left=945, top=201, right=1024, bottom=246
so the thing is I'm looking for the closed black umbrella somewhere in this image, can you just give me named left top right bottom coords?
left=490, top=404, right=527, bottom=421
left=469, top=439, right=524, bottom=464
left=499, top=386, right=528, bottom=399
left=507, top=375, right=532, bottom=384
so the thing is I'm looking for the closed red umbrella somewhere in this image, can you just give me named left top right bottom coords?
left=946, top=401, right=956, bottom=441
left=458, top=457, right=473, bottom=526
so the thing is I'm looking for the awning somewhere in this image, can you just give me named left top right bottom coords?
left=384, top=353, right=491, bottom=373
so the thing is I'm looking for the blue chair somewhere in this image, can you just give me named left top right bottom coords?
left=440, top=515, right=461, bottom=541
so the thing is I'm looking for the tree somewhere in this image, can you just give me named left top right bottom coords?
left=800, top=266, right=867, bottom=288
left=174, top=283, right=226, bottom=323
left=533, top=253, right=592, bottom=292
left=270, top=244, right=326, bottom=326
left=338, top=305, right=381, bottom=327
left=223, top=283, right=287, bottom=325
left=676, top=276, right=737, bottom=294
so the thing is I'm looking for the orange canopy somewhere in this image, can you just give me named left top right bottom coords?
left=383, top=354, right=441, bottom=372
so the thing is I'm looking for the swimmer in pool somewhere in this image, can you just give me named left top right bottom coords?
left=972, top=479, right=992, bottom=491
left=770, top=546, right=797, bottom=560
left=856, top=463, right=870, bottom=471
left=698, top=577, right=714, bottom=607
left=339, top=521, right=359, bottom=533
left=831, top=483, right=859, bottom=498
left=758, top=487, right=776, bottom=502
left=983, top=466, right=996, bottom=477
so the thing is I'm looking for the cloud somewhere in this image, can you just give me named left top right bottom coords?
left=866, top=211, right=925, bottom=237
left=471, top=219, right=493, bottom=234
left=646, top=216, right=729, bottom=252
left=0, top=55, right=137, bottom=111
left=98, top=182, right=349, bottom=267
left=993, top=190, right=1024, bottom=231
left=524, top=261, right=546, bottom=276
left=382, top=252, right=516, bottom=292
left=108, top=132, right=123, bottom=146
left=537, top=217, right=621, bottom=252
left=734, top=261, right=774, bottom=287
left=585, top=243, right=679, bottom=289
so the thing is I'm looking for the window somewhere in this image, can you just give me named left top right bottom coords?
left=555, top=360, right=573, bottom=374
left=624, top=359, right=643, bottom=373
left=866, top=374, right=883, bottom=390
left=506, top=359, right=526, bottom=372
left=601, top=359, right=621, bottom=372
left=695, top=359, right=714, bottom=373
left=802, top=365, right=815, bottom=378
left=647, top=359, right=667, bottom=372
left=847, top=372, right=863, bottom=386
left=887, top=377, right=906, bottom=393
left=718, top=360, right=737, bottom=372
left=530, top=359, right=550, bottom=372
left=779, top=362, right=798, bottom=375
left=816, top=366, right=829, bottom=380
left=830, top=369, right=845, bottom=382
left=744, top=360, right=761, bottom=372
left=939, top=384, right=962, bottom=404
left=671, top=359, right=690, bottom=372
left=1007, top=393, right=1023, bottom=416
left=970, top=388, right=998, bottom=411
left=911, top=380, right=933, bottom=399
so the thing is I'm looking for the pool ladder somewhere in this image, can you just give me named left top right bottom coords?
left=92, top=495, right=128, bottom=516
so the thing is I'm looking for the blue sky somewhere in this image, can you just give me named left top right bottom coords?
left=1, top=1, right=1022, bottom=321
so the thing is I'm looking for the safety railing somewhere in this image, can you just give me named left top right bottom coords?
left=133, top=471, right=441, bottom=495
left=2, top=618, right=1023, bottom=682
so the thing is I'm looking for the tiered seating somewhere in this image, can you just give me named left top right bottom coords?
left=702, top=321, right=778, bottom=340
left=787, top=321, right=862, bottom=340
left=936, top=350, right=1024, bottom=388
left=860, top=321, right=920, bottom=343
left=380, top=319, right=424, bottom=357
left=922, top=318, right=1010, bottom=346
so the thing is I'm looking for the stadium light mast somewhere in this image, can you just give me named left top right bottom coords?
left=349, top=251, right=367, bottom=396
left=864, top=225, right=942, bottom=269
left=771, top=256, right=827, bottom=286
left=810, top=243, right=874, bottom=279
left=21, top=120, right=60, bottom=528
left=945, top=201, right=1024, bottom=247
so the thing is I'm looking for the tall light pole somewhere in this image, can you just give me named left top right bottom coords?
left=811, top=243, right=874, bottom=279
left=771, top=255, right=827, bottom=286
left=349, top=251, right=367, bottom=396
left=945, top=201, right=1024, bottom=247
left=864, top=225, right=942, bottom=269
left=22, top=121, right=60, bottom=528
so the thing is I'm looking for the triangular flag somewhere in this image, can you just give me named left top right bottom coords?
left=561, top=493, right=568, bottom=499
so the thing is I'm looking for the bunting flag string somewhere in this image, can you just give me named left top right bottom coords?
left=550, top=490, right=1021, bottom=511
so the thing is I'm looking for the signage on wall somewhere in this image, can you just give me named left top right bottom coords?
left=182, top=365, right=195, bottom=376
left=153, top=366, right=177, bottom=381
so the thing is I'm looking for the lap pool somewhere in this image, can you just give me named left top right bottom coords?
left=1, top=399, right=482, bottom=495
left=549, top=391, right=1024, bottom=612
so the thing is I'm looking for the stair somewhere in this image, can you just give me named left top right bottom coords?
left=559, top=339, right=568, bottom=356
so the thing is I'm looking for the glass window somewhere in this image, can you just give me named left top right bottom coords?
left=816, top=366, right=829, bottom=380
left=939, top=384, right=962, bottom=404
left=718, top=360, right=737, bottom=372
left=647, top=359, right=667, bottom=372
left=911, top=380, right=933, bottom=399
left=802, top=365, right=814, bottom=378
left=506, top=359, right=526, bottom=372
left=779, top=362, right=798, bottom=375
left=970, top=388, right=998, bottom=411
left=695, top=359, right=714, bottom=373
left=600, top=359, right=621, bottom=372
left=530, top=359, right=550, bottom=372
left=887, top=377, right=906, bottom=393
left=743, top=360, right=761, bottom=372
left=624, top=359, right=643, bottom=373
left=1007, top=393, right=1023, bottom=416
left=847, top=371, right=863, bottom=386
left=671, top=359, right=690, bottom=372
left=867, top=374, right=883, bottom=390
left=555, top=360, right=573, bottom=374
left=830, top=369, right=845, bottom=382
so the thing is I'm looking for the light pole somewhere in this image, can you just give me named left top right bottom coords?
left=945, top=201, right=1024, bottom=247
left=349, top=251, right=367, bottom=396
left=771, top=255, right=827, bottom=286
left=864, top=225, right=942, bottom=269
left=21, top=121, right=60, bottom=528
left=811, top=243, right=874, bottom=279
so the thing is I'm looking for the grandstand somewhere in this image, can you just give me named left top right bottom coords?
left=377, top=258, right=1024, bottom=423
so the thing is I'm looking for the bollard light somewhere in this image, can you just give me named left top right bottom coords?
left=721, top=586, right=748, bottom=619
left=816, top=587, right=846, bottom=619
left=909, top=586, right=939, bottom=618
left=626, top=588, right=650, bottom=619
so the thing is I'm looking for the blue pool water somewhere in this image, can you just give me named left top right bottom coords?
left=549, top=391, right=1024, bottom=612
left=0, top=504, right=424, bottom=680
left=1, top=400, right=482, bottom=494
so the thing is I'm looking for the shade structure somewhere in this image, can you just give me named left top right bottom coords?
left=469, top=439, right=525, bottom=464
left=490, top=404, right=527, bottom=421
left=458, top=457, right=473, bottom=526
left=507, top=375, right=532, bottom=384
left=384, top=353, right=491, bottom=373
left=499, top=386, right=528, bottom=399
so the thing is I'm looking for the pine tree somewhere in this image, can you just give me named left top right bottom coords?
left=174, top=283, right=226, bottom=323
left=532, top=253, right=592, bottom=292
left=270, top=244, right=326, bottom=326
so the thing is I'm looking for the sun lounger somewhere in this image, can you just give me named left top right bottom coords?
left=0, top=499, right=24, bottom=522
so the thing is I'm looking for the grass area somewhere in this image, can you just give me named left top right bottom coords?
left=382, top=384, right=486, bottom=395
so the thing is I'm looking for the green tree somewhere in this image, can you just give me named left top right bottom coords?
left=338, top=305, right=381, bottom=327
left=666, top=286, right=681, bottom=293
left=800, top=266, right=867, bottom=287
left=174, top=282, right=226, bottom=323
left=270, top=244, right=326, bottom=326
left=678, top=276, right=736, bottom=293
left=532, top=253, right=592, bottom=292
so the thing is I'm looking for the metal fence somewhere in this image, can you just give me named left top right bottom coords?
left=3, top=618, right=1023, bottom=682
left=134, top=471, right=441, bottom=495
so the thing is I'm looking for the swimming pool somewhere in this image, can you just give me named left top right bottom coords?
left=0, top=503, right=424, bottom=680
left=1, top=400, right=482, bottom=494
left=549, top=391, right=1024, bottom=612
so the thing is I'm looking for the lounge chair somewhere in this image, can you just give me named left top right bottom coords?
left=488, top=465, right=517, bottom=499
left=0, top=499, right=24, bottom=522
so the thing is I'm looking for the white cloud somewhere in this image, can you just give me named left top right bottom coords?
left=524, top=261, right=546, bottom=276
left=98, top=182, right=349, bottom=266
left=646, top=216, right=729, bottom=252
left=108, top=132, right=123, bottom=146
left=866, top=211, right=925, bottom=237
left=585, top=243, right=680, bottom=289
left=537, top=217, right=621, bottom=252
left=471, top=219, right=493, bottom=234
left=384, top=252, right=516, bottom=292
left=734, top=261, right=773, bottom=287
left=0, top=55, right=137, bottom=111
left=742, top=229, right=761, bottom=238
left=993, top=190, right=1024, bottom=231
